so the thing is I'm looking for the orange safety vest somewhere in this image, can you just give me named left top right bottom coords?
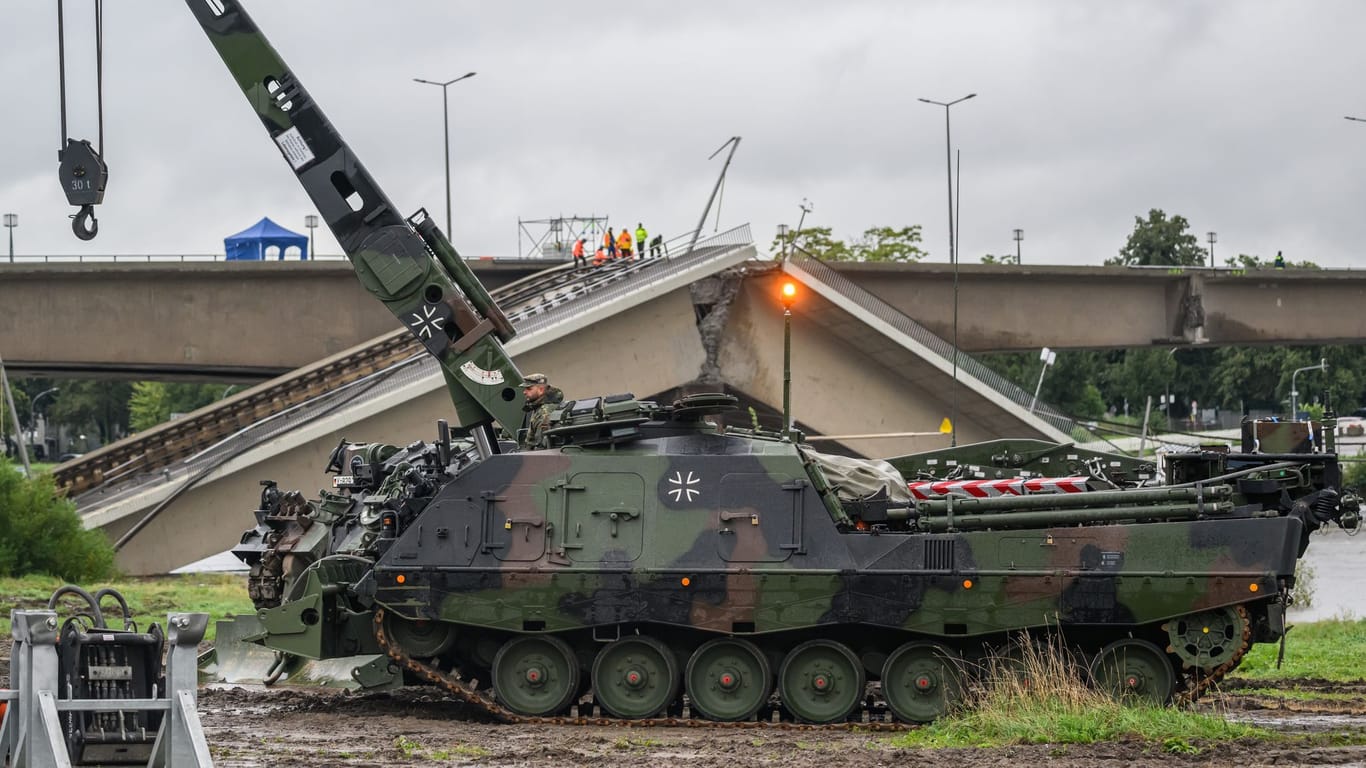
left=603, top=232, right=613, bottom=250
left=617, top=230, right=632, bottom=251
left=572, top=240, right=584, bottom=257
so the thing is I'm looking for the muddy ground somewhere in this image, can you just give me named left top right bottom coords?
left=193, top=685, right=1366, bottom=768
left=5, top=638, right=1364, bottom=767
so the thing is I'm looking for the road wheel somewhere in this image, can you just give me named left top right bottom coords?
left=492, top=635, right=580, bottom=716
left=1089, top=638, right=1175, bottom=706
left=881, top=641, right=964, bottom=723
left=777, top=639, right=864, bottom=724
left=684, top=638, right=771, bottom=722
left=592, top=636, right=679, bottom=719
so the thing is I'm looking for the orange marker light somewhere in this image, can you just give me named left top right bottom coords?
left=1249, top=583, right=1259, bottom=592
left=396, top=574, right=406, bottom=584
left=962, top=579, right=974, bottom=590
left=681, top=577, right=691, bottom=587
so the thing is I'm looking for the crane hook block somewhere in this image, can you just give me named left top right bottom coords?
left=58, top=138, right=108, bottom=239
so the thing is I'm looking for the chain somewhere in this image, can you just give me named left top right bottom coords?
left=372, top=609, right=908, bottom=731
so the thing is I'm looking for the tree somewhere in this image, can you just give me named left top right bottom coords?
left=770, top=225, right=849, bottom=260
left=980, top=253, right=1019, bottom=265
left=850, top=226, right=927, bottom=263
left=47, top=379, right=132, bottom=446
left=1107, top=209, right=1207, bottom=267
left=130, top=382, right=223, bottom=431
left=128, top=382, right=171, bottom=432
left=771, top=225, right=927, bottom=262
left=0, top=457, right=115, bottom=579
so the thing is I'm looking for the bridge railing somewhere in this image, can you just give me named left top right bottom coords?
left=786, top=248, right=1079, bottom=436
left=514, top=225, right=752, bottom=337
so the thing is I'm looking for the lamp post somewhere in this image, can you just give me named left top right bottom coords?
left=3, top=213, right=16, bottom=263
left=776, top=223, right=789, bottom=261
left=1290, top=358, right=1328, bottom=419
left=304, top=214, right=318, bottom=259
left=1029, top=347, right=1056, bottom=413
left=918, top=93, right=976, bottom=446
left=1013, top=228, right=1023, bottom=264
left=414, top=71, right=477, bottom=237
left=781, top=281, right=797, bottom=440
left=30, top=387, right=58, bottom=451
left=1207, top=231, right=1217, bottom=268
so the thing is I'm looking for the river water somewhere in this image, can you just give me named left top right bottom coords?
left=1289, top=524, right=1366, bottom=622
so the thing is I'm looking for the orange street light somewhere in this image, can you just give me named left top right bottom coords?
left=780, top=280, right=798, bottom=439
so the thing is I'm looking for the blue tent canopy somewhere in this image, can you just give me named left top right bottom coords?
left=224, top=217, right=310, bottom=260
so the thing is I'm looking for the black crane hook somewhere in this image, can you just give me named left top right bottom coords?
left=71, top=205, right=99, bottom=241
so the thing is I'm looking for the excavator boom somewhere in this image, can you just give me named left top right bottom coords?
left=186, top=0, right=524, bottom=432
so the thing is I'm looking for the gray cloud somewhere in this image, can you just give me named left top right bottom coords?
left=2, top=1, right=1365, bottom=267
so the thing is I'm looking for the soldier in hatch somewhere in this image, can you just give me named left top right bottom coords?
left=519, top=373, right=564, bottom=450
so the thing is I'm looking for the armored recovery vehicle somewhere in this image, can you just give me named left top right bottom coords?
left=193, top=0, right=1361, bottom=725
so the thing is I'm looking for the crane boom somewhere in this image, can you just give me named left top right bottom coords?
left=186, top=0, right=524, bottom=434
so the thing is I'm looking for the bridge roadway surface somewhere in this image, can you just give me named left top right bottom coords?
left=4, top=261, right=1366, bottom=380
left=53, top=229, right=1072, bottom=573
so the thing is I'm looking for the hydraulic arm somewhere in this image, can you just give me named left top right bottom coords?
left=186, top=0, right=524, bottom=434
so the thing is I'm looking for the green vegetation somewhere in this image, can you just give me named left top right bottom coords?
left=0, top=573, right=252, bottom=644
left=890, top=641, right=1265, bottom=750
left=0, top=457, right=115, bottom=581
left=128, top=382, right=225, bottom=431
left=1107, top=209, right=1209, bottom=267
left=1232, top=617, right=1366, bottom=681
left=613, top=736, right=665, bottom=750
left=771, top=225, right=928, bottom=263
left=393, top=735, right=488, bottom=760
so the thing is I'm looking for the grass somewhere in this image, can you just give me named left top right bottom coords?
left=889, top=639, right=1267, bottom=751
left=0, top=573, right=253, bottom=644
left=1232, top=616, right=1366, bottom=681
left=394, top=735, right=488, bottom=760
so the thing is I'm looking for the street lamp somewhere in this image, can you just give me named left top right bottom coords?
left=780, top=281, right=798, bottom=440
left=776, top=223, right=789, bottom=260
left=414, top=71, right=477, bottom=237
left=1029, top=347, right=1056, bottom=413
left=1290, top=358, right=1328, bottom=419
left=1207, top=231, right=1217, bottom=268
left=304, top=214, right=319, bottom=259
left=918, top=93, right=976, bottom=446
left=1013, top=228, right=1023, bottom=264
left=30, top=387, right=58, bottom=451
left=3, top=213, right=15, bottom=263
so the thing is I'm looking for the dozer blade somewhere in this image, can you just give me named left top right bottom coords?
left=200, top=615, right=401, bottom=691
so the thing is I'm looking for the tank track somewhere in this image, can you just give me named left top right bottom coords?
left=373, top=609, right=908, bottom=731
left=375, top=607, right=1250, bottom=726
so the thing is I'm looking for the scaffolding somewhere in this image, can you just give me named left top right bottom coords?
left=517, top=215, right=609, bottom=260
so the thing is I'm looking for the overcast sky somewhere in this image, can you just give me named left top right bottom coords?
left=4, top=1, right=1366, bottom=267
